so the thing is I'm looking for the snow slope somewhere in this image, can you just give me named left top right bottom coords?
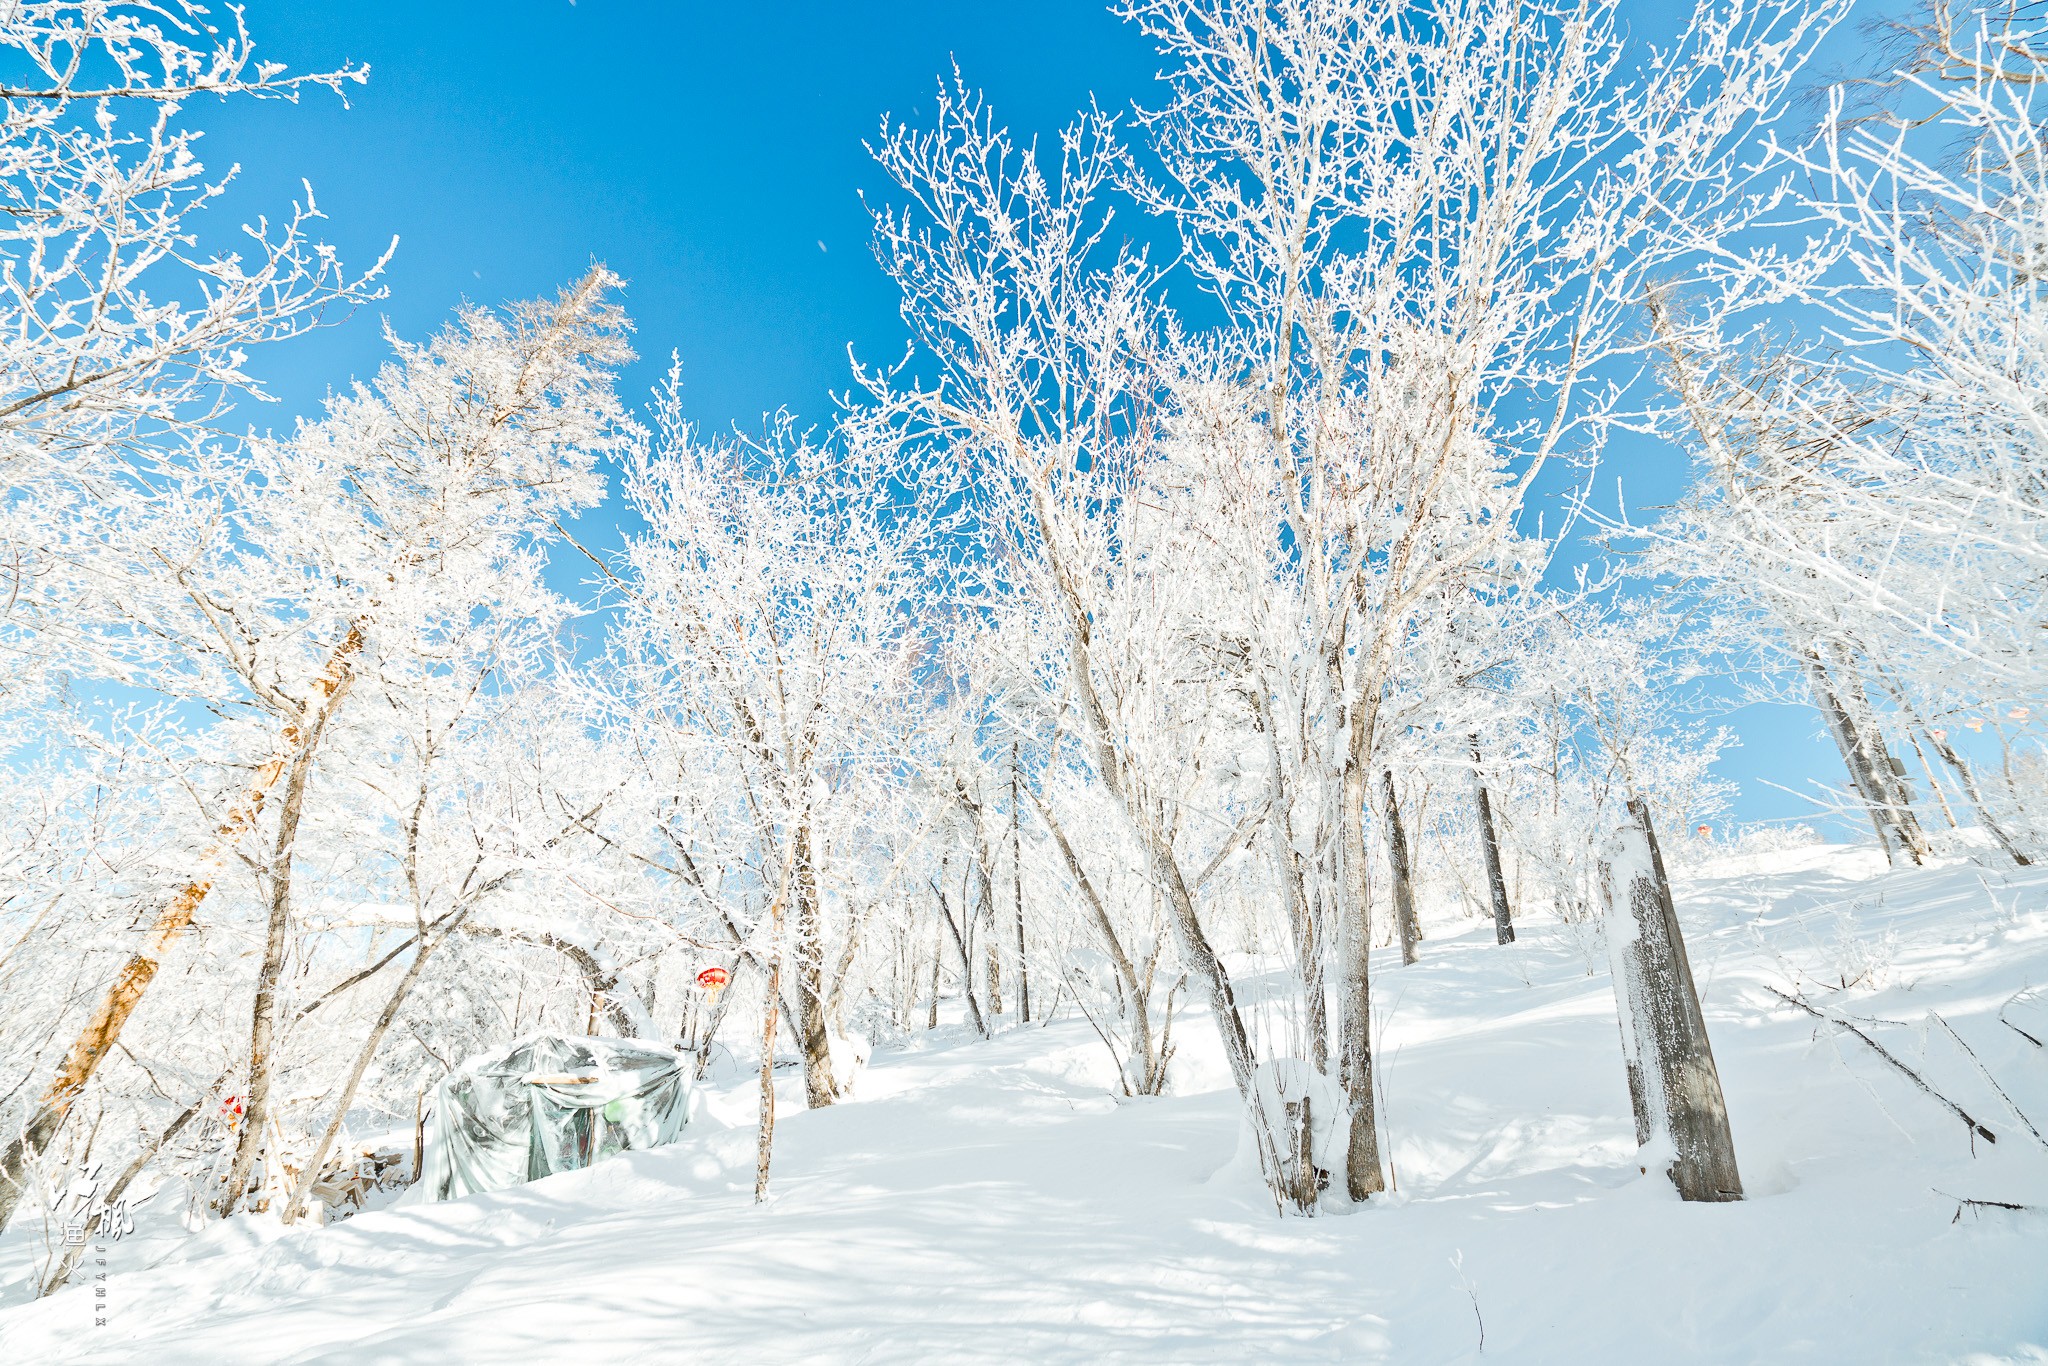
left=4, top=845, right=2046, bottom=1364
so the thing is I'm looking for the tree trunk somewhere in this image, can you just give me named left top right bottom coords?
left=1830, top=644, right=1932, bottom=861
left=927, top=890, right=943, bottom=1031
left=1010, top=743, right=1030, bottom=1024
left=1926, top=729, right=2032, bottom=866
left=791, top=819, right=840, bottom=1109
left=1805, top=647, right=1927, bottom=866
left=1035, top=792, right=1159, bottom=1093
left=219, top=727, right=332, bottom=1217
left=1338, top=740, right=1386, bottom=1200
left=934, top=882, right=988, bottom=1037
left=1033, top=486, right=1281, bottom=1199
left=1381, top=771, right=1422, bottom=966
left=281, top=904, right=463, bottom=1224
left=0, top=622, right=365, bottom=1234
left=1599, top=796, right=1742, bottom=1203
left=755, top=900, right=783, bottom=1203
left=1471, top=739, right=1516, bottom=945
left=1875, top=668, right=2031, bottom=865
left=981, top=856, right=1004, bottom=1020
left=43, top=1073, right=221, bottom=1295
left=1257, top=690, right=1328, bottom=1074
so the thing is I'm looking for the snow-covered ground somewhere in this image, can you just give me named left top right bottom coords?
left=4, top=843, right=2046, bottom=1364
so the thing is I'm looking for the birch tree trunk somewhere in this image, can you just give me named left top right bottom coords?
left=755, top=901, right=784, bottom=1203
left=1599, top=796, right=1743, bottom=1203
left=0, top=622, right=365, bottom=1234
left=791, top=819, right=840, bottom=1109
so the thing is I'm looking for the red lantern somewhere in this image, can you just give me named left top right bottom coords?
left=1696, top=824, right=1710, bottom=838
left=695, top=966, right=731, bottom=992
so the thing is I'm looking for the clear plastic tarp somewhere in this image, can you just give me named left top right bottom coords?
left=419, top=1033, right=692, bottom=1202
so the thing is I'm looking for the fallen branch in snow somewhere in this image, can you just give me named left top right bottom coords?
left=1933, top=1190, right=2041, bottom=1225
left=2001, top=988, right=2046, bottom=1049
left=1928, top=1012, right=2048, bottom=1153
left=1765, top=987, right=1996, bottom=1148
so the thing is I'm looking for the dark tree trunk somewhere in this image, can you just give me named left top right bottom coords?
left=1381, top=771, right=1421, bottom=966
left=1470, top=738, right=1515, bottom=945
left=1600, top=797, right=1743, bottom=1203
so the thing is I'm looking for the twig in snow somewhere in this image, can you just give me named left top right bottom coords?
left=1452, top=1250, right=1483, bottom=1354
left=1934, top=1189, right=2041, bottom=1225
left=1767, top=986, right=1997, bottom=1148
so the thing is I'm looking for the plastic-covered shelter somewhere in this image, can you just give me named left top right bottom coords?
left=419, top=1033, right=692, bottom=1202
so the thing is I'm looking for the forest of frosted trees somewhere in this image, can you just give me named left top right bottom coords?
left=0, top=0, right=2043, bottom=1286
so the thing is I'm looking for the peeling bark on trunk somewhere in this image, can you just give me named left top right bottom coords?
left=1600, top=797, right=1742, bottom=1203
left=791, top=819, right=840, bottom=1109
left=0, top=621, right=365, bottom=1234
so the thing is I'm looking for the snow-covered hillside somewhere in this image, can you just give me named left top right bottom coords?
left=3, top=845, right=2044, bottom=1364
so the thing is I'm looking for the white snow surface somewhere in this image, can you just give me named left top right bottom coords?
left=4, top=844, right=2046, bottom=1363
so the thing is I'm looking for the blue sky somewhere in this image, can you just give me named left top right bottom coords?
left=195, top=1, right=1911, bottom=834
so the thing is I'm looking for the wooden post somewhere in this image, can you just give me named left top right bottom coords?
left=1600, top=796, right=1742, bottom=1202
